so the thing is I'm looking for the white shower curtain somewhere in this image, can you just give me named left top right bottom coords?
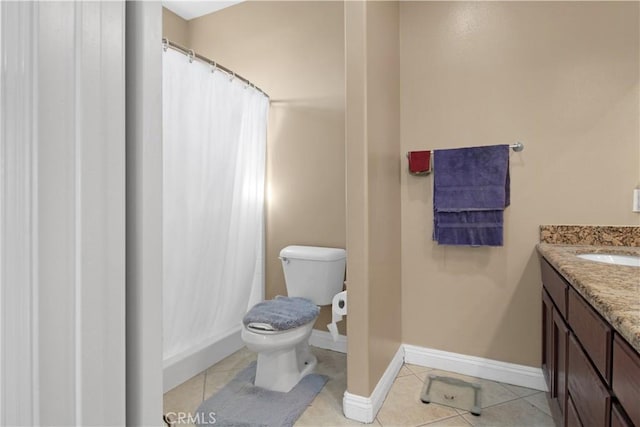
left=162, top=48, right=269, bottom=362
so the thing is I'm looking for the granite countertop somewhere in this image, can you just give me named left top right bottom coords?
left=537, top=243, right=640, bottom=353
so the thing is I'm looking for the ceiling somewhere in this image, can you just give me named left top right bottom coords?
left=162, top=1, right=244, bottom=21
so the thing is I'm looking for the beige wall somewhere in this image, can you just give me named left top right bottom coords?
left=400, top=2, right=640, bottom=367
left=184, top=2, right=347, bottom=334
left=161, top=0, right=639, bottom=398
left=345, top=1, right=402, bottom=396
left=162, top=8, right=188, bottom=46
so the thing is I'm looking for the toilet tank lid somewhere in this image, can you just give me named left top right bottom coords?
left=280, top=245, right=346, bottom=261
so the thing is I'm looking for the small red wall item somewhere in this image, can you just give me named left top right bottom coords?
left=408, top=150, right=431, bottom=175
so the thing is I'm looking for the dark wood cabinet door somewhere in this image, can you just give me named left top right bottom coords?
left=566, top=393, right=583, bottom=427
left=568, top=288, right=612, bottom=384
left=611, top=404, right=632, bottom=427
left=541, top=259, right=568, bottom=317
left=553, top=307, right=569, bottom=417
left=542, top=289, right=555, bottom=396
left=612, top=335, right=640, bottom=427
left=568, top=333, right=611, bottom=427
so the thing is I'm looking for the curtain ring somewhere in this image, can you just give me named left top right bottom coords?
left=211, top=62, right=217, bottom=74
left=162, top=38, right=169, bottom=52
left=230, top=72, right=235, bottom=82
left=188, top=49, right=195, bottom=63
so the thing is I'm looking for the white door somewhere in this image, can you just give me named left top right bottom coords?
left=0, top=1, right=126, bottom=425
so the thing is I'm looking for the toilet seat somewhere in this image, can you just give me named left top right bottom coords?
left=243, top=296, right=320, bottom=332
left=246, top=323, right=284, bottom=333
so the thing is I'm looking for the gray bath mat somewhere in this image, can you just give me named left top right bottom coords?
left=195, top=361, right=328, bottom=427
left=420, top=373, right=482, bottom=416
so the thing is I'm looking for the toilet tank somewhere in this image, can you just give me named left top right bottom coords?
left=279, top=246, right=346, bottom=306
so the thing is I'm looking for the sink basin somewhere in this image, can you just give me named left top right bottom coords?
left=576, top=253, right=640, bottom=267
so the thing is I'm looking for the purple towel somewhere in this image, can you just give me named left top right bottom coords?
left=433, top=211, right=505, bottom=246
left=433, top=145, right=510, bottom=247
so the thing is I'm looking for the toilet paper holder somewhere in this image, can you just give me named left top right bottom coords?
left=327, top=290, right=347, bottom=342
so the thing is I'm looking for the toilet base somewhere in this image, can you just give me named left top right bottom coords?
left=254, top=340, right=317, bottom=393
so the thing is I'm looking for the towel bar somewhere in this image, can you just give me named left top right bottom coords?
left=406, top=142, right=524, bottom=159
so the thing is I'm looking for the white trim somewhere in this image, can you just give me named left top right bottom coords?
left=309, top=329, right=348, bottom=353
left=125, top=2, right=164, bottom=423
left=35, top=2, right=126, bottom=422
left=0, top=0, right=3, bottom=417
left=30, top=2, right=40, bottom=413
left=163, top=327, right=244, bottom=392
left=403, top=344, right=547, bottom=391
left=342, top=391, right=373, bottom=424
left=343, top=345, right=404, bottom=423
left=73, top=4, right=83, bottom=421
left=0, top=2, right=39, bottom=424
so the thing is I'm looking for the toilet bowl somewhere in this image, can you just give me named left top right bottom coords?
left=241, top=245, right=346, bottom=393
left=241, top=319, right=317, bottom=392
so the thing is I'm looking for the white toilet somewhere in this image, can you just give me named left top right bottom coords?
left=241, top=245, right=346, bottom=392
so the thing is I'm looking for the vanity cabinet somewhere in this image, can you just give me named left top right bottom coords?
left=539, top=257, right=640, bottom=427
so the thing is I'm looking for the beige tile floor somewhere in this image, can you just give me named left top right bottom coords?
left=164, top=347, right=555, bottom=427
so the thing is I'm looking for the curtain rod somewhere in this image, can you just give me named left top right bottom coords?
left=162, top=38, right=269, bottom=99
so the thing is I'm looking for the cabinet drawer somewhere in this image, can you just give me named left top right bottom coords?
left=568, top=333, right=611, bottom=426
left=612, top=334, right=640, bottom=427
left=568, top=287, right=612, bottom=383
left=566, top=393, right=582, bottom=427
left=540, top=258, right=567, bottom=317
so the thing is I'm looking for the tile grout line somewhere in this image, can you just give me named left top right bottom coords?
left=477, top=395, right=523, bottom=411
left=201, top=370, right=207, bottom=403
left=416, top=413, right=471, bottom=427
left=520, top=394, right=554, bottom=419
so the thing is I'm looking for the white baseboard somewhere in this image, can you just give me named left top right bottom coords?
left=343, top=345, right=404, bottom=423
left=163, top=327, right=244, bottom=392
left=403, top=344, right=547, bottom=391
left=309, top=329, right=347, bottom=353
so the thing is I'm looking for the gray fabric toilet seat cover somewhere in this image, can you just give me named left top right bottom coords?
left=243, top=296, right=320, bottom=332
